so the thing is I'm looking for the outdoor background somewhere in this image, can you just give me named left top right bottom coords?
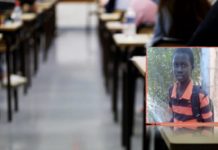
left=147, top=48, right=201, bottom=122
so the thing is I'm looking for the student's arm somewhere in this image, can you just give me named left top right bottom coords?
left=199, top=93, right=213, bottom=122
left=150, top=14, right=164, bottom=46
left=151, top=7, right=172, bottom=46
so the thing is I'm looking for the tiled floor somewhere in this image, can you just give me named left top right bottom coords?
left=0, top=28, right=142, bottom=150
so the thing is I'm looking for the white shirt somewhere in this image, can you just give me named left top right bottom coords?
left=115, top=0, right=130, bottom=10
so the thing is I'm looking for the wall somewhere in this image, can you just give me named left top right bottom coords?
left=56, top=2, right=98, bottom=28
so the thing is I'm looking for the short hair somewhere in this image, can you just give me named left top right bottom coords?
left=173, top=48, right=194, bottom=69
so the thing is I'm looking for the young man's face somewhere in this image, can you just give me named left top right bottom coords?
left=173, top=53, right=192, bottom=84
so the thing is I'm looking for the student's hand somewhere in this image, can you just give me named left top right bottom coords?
left=22, top=4, right=30, bottom=12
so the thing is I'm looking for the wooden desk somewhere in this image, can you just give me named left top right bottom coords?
left=106, top=21, right=123, bottom=32
left=0, top=22, right=23, bottom=32
left=131, top=56, right=146, bottom=76
left=22, top=13, right=37, bottom=22
left=21, top=13, right=39, bottom=90
left=37, top=0, right=57, bottom=61
left=113, top=34, right=152, bottom=48
left=22, top=13, right=39, bottom=75
left=159, top=127, right=218, bottom=150
left=97, top=6, right=122, bottom=93
left=111, top=33, right=150, bottom=123
left=100, top=12, right=122, bottom=22
left=0, top=22, right=23, bottom=122
left=119, top=56, right=146, bottom=150
left=100, top=20, right=122, bottom=112
left=111, top=33, right=150, bottom=150
left=101, top=21, right=123, bottom=94
left=130, top=56, right=146, bottom=150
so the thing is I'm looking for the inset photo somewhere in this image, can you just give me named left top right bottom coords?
left=146, top=47, right=218, bottom=124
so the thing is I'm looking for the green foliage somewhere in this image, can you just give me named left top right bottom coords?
left=147, top=48, right=201, bottom=104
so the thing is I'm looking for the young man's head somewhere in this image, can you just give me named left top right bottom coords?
left=172, top=48, right=194, bottom=84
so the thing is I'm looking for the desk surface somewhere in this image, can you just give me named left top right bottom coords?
left=106, top=21, right=123, bottom=32
left=22, top=13, right=37, bottom=22
left=100, top=12, right=122, bottom=21
left=90, top=7, right=105, bottom=16
left=113, top=33, right=152, bottom=47
left=131, top=56, right=146, bottom=76
left=0, top=22, right=23, bottom=32
left=97, top=7, right=105, bottom=15
left=160, top=127, right=218, bottom=150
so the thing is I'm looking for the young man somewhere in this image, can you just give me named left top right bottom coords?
left=169, top=48, right=213, bottom=123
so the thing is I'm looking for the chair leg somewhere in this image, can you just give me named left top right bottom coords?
left=122, top=65, right=128, bottom=147
left=112, top=47, right=120, bottom=122
left=5, top=42, right=12, bottom=122
left=126, top=60, right=137, bottom=150
left=20, top=43, right=28, bottom=94
left=14, top=88, right=19, bottom=112
left=12, top=49, right=19, bottom=113
left=26, top=44, right=32, bottom=88
left=33, top=33, right=39, bottom=75
left=128, top=65, right=137, bottom=137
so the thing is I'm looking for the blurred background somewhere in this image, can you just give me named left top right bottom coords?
left=0, top=0, right=144, bottom=150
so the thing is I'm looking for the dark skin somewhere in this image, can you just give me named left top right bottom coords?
left=172, top=53, right=193, bottom=98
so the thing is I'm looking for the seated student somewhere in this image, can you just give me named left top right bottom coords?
left=99, top=0, right=109, bottom=7
left=129, top=0, right=158, bottom=26
left=169, top=48, right=213, bottom=123
left=101, top=0, right=116, bottom=13
left=20, top=0, right=36, bottom=12
left=151, top=0, right=211, bottom=46
left=188, top=1, right=218, bottom=46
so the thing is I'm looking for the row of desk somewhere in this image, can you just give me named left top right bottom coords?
left=98, top=10, right=149, bottom=150
left=97, top=8, right=218, bottom=150
left=0, top=0, right=57, bottom=122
